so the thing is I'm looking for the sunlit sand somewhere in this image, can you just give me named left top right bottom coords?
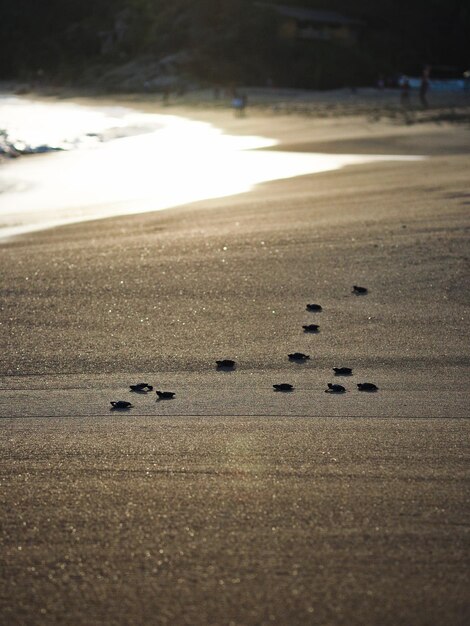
left=0, top=97, right=422, bottom=240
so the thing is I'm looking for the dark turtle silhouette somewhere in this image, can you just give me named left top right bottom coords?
left=325, top=383, right=346, bottom=393
left=216, top=359, right=236, bottom=369
left=357, top=382, right=378, bottom=392
left=353, top=285, right=368, bottom=295
left=333, top=367, right=352, bottom=376
left=306, top=304, right=322, bottom=312
left=288, top=353, right=310, bottom=361
left=156, top=391, right=175, bottom=400
left=110, top=400, right=133, bottom=410
left=130, top=383, right=153, bottom=392
left=273, top=383, right=294, bottom=392
left=303, top=324, right=319, bottom=333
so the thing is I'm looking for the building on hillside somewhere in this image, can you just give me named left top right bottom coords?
left=256, top=3, right=364, bottom=45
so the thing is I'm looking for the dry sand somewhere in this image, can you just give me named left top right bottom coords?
left=0, top=100, right=469, bottom=625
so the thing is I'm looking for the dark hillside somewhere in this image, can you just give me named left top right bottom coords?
left=0, top=0, right=468, bottom=88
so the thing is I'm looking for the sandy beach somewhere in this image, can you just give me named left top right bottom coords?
left=1, top=96, right=469, bottom=624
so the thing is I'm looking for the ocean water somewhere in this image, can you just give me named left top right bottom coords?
left=0, top=96, right=422, bottom=240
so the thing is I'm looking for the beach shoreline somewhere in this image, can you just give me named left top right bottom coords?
left=1, top=95, right=469, bottom=624
left=2, top=91, right=467, bottom=242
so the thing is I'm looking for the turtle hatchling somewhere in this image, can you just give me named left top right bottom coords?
left=273, top=383, right=294, bottom=392
left=325, top=383, right=346, bottom=393
left=110, top=400, right=133, bottom=409
left=303, top=324, right=319, bottom=333
left=216, top=359, right=236, bottom=369
left=352, top=285, right=368, bottom=295
left=288, top=353, right=310, bottom=361
left=333, top=367, right=352, bottom=376
left=357, top=382, right=378, bottom=392
left=130, top=383, right=153, bottom=392
left=156, top=391, right=175, bottom=400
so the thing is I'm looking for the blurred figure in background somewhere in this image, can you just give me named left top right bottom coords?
left=463, top=70, right=470, bottom=91
left=232, top=91, right=247, bottom=117
left=400, top=76, right=411, bottom=107
left=419, top=66, right=431, bottom=108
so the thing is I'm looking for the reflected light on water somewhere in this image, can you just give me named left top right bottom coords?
left=0, top=98, right=423, bottom=240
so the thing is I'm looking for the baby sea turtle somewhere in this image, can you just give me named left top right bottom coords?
left=325, top=383, right=346, bottom=393
left=306, top=304, right=322, bottom=312
left=353, top=285, right=368, bottom=295
left=303, top=324, right=319, bottom=333
left=110, top=400, right=133, bottom=410
left=357, top=382, right=378, bottom=392
left=130, top=383, right=153, bottom=392
left=333, top=367, right=352, bottom=376
left=273, top=383, right=294, bottom=392
left=156, top=391, right=175, bottom=400
left=288, top=353, right=310, bottom=361
left=216, top=359, right=236, bottom=369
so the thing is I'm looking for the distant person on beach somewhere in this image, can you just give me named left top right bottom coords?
left=232, top=92, right=247, bottom=117
left=400, top=76, right=411, bottom=107
left=419, top=67, right=430, bottom=108
left=464, top=70, right=470, bottom=91
left=240, top=93, right=247, bottom=115
left=162, top=87, right=170, bottom=105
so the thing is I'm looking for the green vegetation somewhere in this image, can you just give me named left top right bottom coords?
left=1, top=0, right=468, bottom=89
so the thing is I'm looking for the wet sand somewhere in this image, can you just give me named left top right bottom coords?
left=1, top=103, right=469, bottom=624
